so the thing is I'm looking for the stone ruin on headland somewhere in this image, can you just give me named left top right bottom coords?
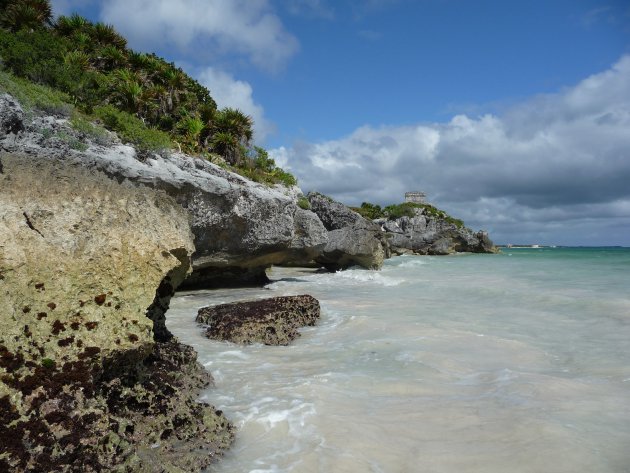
left=404, top=191, right=427, bottom=204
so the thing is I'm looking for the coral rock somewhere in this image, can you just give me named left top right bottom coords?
left=196, top=295, right=320, bottom=345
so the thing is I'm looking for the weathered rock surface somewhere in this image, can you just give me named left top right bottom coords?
left=272, top=207, right=330, bottom=268
left=378, top=210, right=497, bottom=255
left=196, top=295, right=320, bottom=345
left=0, top=154, right=233, bottom=471
left=0, top=94, right=25, bottom=138
left=307, top=193, right=389, bottom=270
left=0, top=94, right=328, bottom=288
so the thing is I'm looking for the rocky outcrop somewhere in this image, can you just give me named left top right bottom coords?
left=0, top=154, right=233, bottom=471
left=196, top=295, right=320, bottom=345
left=378, top=210, right=497, bottom=255
left=0, top=93, right=25, bottom=138
left=307, top=193, right=389, bottom=270
left=0, top=94, right=328, bottom=288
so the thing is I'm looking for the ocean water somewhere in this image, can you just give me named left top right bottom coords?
left=167, top=248, right=630, bottom=473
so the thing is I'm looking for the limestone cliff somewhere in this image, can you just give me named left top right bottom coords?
left=0, top=93, right=329, bottom=287
left=0, top=154, right=233, bottom=471
left=378, top=209, right=497, bottom=255
left=307, top=192, right=389, bottom=270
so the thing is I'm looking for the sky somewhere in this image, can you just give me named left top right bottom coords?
left=50, top=0, right=630, bottom=246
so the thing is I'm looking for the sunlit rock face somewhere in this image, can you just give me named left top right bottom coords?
left=307, top=192, right=388, bottom=270
left=0, top=154, right=233, bottom=472
left=0, top=92, right=328, bottom=287
left=379, top=211, right=497, bottom=255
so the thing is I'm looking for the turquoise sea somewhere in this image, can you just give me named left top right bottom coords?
left=168, top=248, right=630, bottom=473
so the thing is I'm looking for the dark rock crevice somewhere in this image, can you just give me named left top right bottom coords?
left=22, top=212, right=44, bottom=238
left=181, top=265, right=270, bottom=290
left=146, top=247, right=193, bottom=342
left=0, top=93, right=25, bottom=138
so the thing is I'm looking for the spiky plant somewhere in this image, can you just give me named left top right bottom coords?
left=54, top=13, right=90, bottom=36
left=213, top=107, right=254, bottom=149
left=1, top=0, right=53, bottom=31
left=111, top=68, right=142, bottom=85
left=97, top=44, right=127, bottom=69
left=178, top=115, right=205, bottom=150
left=112, top=80, right=144, bottom=114
left=63, top=50, right=91, bottom=71
left=160, top=68, right=187, bottom=111
left=91, top=22, right=127, bottom=49
left=198, top=102, right=217, bottom=124
left=210, top=131, right=240, bottom=165
left=128, top=51, right=152, bottom=70
left=71, top=31, right=92, bottom=51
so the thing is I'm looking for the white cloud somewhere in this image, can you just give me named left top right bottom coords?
left=99, top=0, right=298, bottom=72
left=271, top=56, right=630, bottom=245
left=197, top=67, right=274, bottom=143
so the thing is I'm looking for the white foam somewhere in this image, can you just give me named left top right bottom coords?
left=218, top=350, right=250, bottom=360
left=165, top=254, right=630, bottom=473
left=397, top=258, right=429, bottom=268
left=331, top=269, right=404, bottom=287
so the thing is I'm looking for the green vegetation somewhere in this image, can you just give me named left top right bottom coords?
left=383, top=202, right=423, bottom=220
left=350, top=202, right=383, bottom=220
left=0, top=69, right=73, bottom=116
left=54, top=129, right=88, bottom=151
left=351, top=201, right=465, bottom=228
left=69, top=113, right=110, bottom=146
left=297, top=196, right=311, bottom=210
left=93, top=105, right=171, bottom=153
left=0, top=0, right=297, bottom=186
left=233, top=147, right=297, bottom=187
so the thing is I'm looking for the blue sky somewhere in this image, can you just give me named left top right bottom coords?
left=51, top=0, right=630, bottom=245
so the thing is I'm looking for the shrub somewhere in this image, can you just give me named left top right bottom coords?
left=381, top=202, right=465, bottom=228
left=232, top=147, right=298, bottom=187
left=383, top=202, right=425, bottom=219
left=55, top=130, right=88, bottom=151
left=271, top=168, right=297, bottom=187
left=0, top=29, right=68, bottom=84
left=70, top=112, right=110, bottom=145
left=297, top=196, right=310, bottom=210
left=252, top=146, right=275, bottom=172
left=93, top=105, right=171, bottom=153
left=351, top=202, right=384, bottom=220
left=0, top=70, right=73, bottom=116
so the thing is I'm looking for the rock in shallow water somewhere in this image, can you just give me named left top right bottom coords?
left=196, top=295, right=320, bottom=346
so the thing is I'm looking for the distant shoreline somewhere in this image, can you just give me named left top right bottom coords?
left=497, top=245, right=628, bottom=249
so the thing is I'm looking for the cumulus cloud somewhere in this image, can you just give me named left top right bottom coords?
left=197, top=67, right=274, bottom=142
left=99, top=0, right=298, bottom=72
left=271, top=56, right=630, bottom=245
